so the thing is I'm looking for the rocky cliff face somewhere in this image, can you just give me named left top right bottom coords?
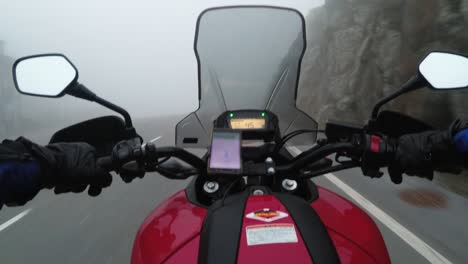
left=297, top=0, right=468, bottom=196
left=298, top=0, right=468, bottom=128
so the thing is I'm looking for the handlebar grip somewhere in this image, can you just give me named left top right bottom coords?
left=360, top=134, right=397, bottom=178
left=97, top=156, right=115, bottom=171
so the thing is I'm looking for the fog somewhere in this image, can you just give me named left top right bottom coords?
left=0, top=0, right=324, bottom=142
left=0, top=0, right=323, bottom=141
left=4, top=0, right=465, bottom=144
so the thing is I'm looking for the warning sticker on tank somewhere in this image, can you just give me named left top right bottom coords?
left=246, top=224, right=298, bottom=246
left=246, top=209, right=288, bottom=223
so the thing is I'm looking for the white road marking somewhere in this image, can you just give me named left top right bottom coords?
left=79, top=214, right=90, bottom=225
left=150, top=136, right=163, bottom=143
left=324, top=173, right=452, bottom=264
left=0, top=209, right=32, bottom=232
left=288, top=146, right=453, bottom=264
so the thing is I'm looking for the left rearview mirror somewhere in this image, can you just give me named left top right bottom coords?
left=12, top=53, right=136, bottom=134
left=13, top=54, right=78, bottom=97
left=419, top=52, right=468, bottom=90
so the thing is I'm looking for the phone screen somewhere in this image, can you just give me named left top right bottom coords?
left=209, top=131, right=241, bottom=171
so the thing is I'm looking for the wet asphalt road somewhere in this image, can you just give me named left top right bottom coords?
left=315, top=170, right=468, bottom=264
left=1, top=119, right=468, bottom=263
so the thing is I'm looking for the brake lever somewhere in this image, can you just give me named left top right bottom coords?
left=301, top=161, right=359, bottom=178
left=303, top=157, right=333, bottom=172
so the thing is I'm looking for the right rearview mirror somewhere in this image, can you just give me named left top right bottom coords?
left=371, top=51, right=468, bottom=122
left=419, top=52, right=468, bottom=90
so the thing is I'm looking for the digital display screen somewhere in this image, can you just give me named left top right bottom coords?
left=230, top=118, right=266, bottom=129
left=209, top=131, right=241, bottom=170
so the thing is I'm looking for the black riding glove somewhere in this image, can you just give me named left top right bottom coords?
left=0, top=139, right=42, bottom=207
left=388, top=121, right=463, bottom=184
left=18, top=137, right=112, bottom=196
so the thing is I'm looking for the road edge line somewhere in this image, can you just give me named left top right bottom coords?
left=287, top=146, right=452, bottom=263
left=325, top=173, right=452, bottom=264
left=0, top=208, right=32, bottom=232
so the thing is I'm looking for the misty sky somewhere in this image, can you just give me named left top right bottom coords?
left=0, top=0, right=324, bottom=119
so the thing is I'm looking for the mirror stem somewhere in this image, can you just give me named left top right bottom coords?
left=371, top=75, right=424, bottom=119
left=68, top=83, right=134, bottom=128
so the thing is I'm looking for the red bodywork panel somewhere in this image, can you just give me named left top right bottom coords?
left=132, top=186, right=390, bottom=264
left=131, top=191, right=206, bottom=264
left=312, top=187, right=390, bottom=264
left=163, top=236, right=200, bottom=264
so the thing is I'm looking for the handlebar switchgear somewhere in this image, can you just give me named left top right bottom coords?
left=110, top=138, right=146, bottom=182
left=360, top=134, right=397, bottom=178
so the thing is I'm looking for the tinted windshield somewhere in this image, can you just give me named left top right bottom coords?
left=176, top=6, right=317, bottom=148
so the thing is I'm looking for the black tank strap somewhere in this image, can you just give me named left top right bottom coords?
left=275, top=193, right=340, bottom=264
left=198, top=191, right=340, bottom=264
left=198, top=191, right=249, bottom=264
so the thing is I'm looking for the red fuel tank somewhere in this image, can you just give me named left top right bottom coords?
left=312, top=187, right=390, bottom=263
left=131, top=191, right=206, bottom=264
left=131, top=187, right=390, bottom=264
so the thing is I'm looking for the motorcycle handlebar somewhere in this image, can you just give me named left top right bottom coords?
left=97, top=143, right=206, bottom=173
left=97, top=133, right=396, bottom=178
left=276, top=143, right=357, bottom=173
left=156, top=147, right=205, bottom=170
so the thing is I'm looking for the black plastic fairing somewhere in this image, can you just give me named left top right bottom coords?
left=49, top=116, right=127, bottom=157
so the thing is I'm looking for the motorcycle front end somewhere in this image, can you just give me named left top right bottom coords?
left=10, top=4, right=468, bottom=264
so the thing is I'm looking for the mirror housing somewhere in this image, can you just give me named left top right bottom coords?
left=13, top=54, right=78, bottom=97
left=50, top=116, right=129, bottom=157
left=419, top=51, right=468, bottom=90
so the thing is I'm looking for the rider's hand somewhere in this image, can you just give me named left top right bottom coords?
left=388, top=121, right=463, bottom=184
left=16, top=137, right=112, bottom=196
left=43, top=142, right=113, bottom=196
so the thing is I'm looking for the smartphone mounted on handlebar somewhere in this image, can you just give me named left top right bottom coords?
left=207, top=129, right=243, bottom=176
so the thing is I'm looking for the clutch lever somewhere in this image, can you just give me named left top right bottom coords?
left=158, top=158, right=195, bottom=172
left=301, top=161, right=359, bottom=179
left=152, top=158, right=199, bottom=180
